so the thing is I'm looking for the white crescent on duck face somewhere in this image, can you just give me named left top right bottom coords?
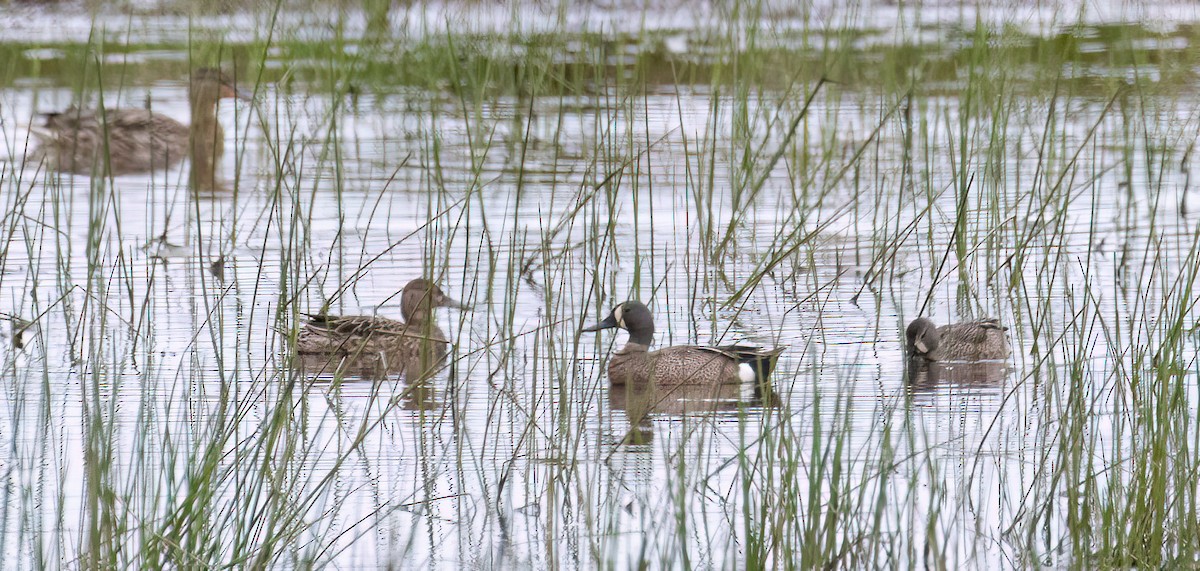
left=582, top=300, right=786, bottom=386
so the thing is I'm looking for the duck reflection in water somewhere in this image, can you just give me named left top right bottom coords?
left=609, top=380, right=782, bottom=445
left=904, top=359, right=1010, bottom=392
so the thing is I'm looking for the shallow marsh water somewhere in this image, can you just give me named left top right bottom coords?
left=2, top=2, right=1200, bottom=568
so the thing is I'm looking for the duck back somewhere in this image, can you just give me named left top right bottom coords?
left=936, top=320, right=1010, bottom=361
left=31, top=107, right=189, bottom=175
left=297, top=314, right=449, bottom=379
left=608, top=345, right=745, bottom=386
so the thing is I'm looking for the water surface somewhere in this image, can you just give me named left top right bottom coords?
left=1, top=4, right=1199, bottom=568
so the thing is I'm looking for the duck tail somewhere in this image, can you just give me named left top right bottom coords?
left=28, top=124, right=53, bottom=142
left=715, top=345, right=786, bottom=381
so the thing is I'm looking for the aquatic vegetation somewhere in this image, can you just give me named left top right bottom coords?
left=0, top=1, right=1197, bottom=568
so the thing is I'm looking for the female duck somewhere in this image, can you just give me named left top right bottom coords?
left=906, top=317, right=1010, bottom=362
left=297, top=279, right=467, bottom=379
left=28, top=67, right=250, bottom=188
left=583, top=301, right=785, bottom=386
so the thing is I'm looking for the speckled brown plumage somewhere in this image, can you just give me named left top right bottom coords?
left=30, top=107, right=189, bottom=175
left=583, top=301, right=785, bottom=386
left=297, top=279, right=466, bottom=380
left=28, top=68, right=249, bottom=188
left=605, top=343, right=759, bottom=386
left=906, top=317, right=1010, bottom=362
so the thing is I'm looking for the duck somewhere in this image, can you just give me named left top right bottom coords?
left=296, top=279, right=467, bottom=379
left=27, top=67, right=250, bottom=188
left=905, top=317, right=1010, bottom=362
left=582, top=301, right=785, bottom=386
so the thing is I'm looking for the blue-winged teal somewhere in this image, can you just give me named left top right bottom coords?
left=906, top=317, right=1010, bottom=362
left=297, top=279, right=466, bottom=379
left=583, top=301, right=785, bottom=386
left=28, top=68, right=250, bottom=183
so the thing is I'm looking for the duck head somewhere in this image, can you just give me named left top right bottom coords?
left=401, top=279, right=467, bottom=323
left=906, top=317, right=940, bottom=359
left=582, top=301, right=655, bottom=346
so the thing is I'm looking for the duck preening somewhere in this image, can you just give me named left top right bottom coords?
left=905, top=317, right=1010, bottom=362
left=583, top=301, right=785, bottom=386
left=297, top=279, right=467, bottom=379
left=27, top=67, right=250, bottom=190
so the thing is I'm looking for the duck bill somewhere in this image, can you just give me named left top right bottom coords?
left=221, top=83, right=254, bottom=101
left=440, top=296, right=470, bottom=311
left=582, top=314, right=619, bottom=333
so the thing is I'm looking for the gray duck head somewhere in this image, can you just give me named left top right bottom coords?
left=582, top=301, right=655, bottom=346
left=906, top=317, right=940, bottom=358
left=190, top=68, right=253, bottom=104
left=401, top=279, right=467, bottom=323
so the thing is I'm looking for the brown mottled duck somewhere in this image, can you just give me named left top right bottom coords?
left=583, top=301, right=785, bottom=386
left=905, top=317, right=1011, bottom=362
left=28, top=68, right=250, bottom=188
left=297, top=279, right=468, bottom=379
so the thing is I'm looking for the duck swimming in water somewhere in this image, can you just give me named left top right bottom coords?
left=296, top=279, right=468, bottom=380
left=583, top=301, right=785, bottom=386
left=905, top=317, right=1010, bottom=362
left=28, top=67, right=250, bottom=190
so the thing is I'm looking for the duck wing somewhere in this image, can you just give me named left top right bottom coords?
left=302, top=313, right=407, bottom=337
left=32, top=107, right=97, bottom=139
left=111, top=108, right=188, bottom=135
left=703, top=344, right=786, bottom=361
left=40, top=107, right=183, bottom=136
left=30, top=106, right=191, bottom=175
left=941, top=319, right=1006, bottom=344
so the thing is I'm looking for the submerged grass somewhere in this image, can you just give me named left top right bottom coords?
left=2, top=2, right=1200, bottom=569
